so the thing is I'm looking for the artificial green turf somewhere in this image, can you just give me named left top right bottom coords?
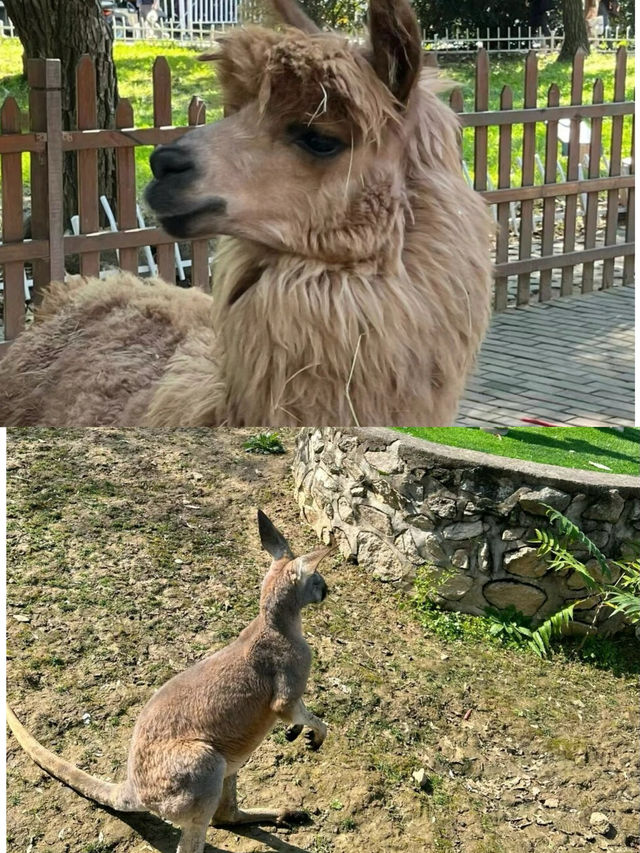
left=395, top=427, right=640, bottom=475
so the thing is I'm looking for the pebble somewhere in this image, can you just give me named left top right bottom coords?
left=589, top=812, right=613, bottom=838
left=412, top=768, right=429, bottom=790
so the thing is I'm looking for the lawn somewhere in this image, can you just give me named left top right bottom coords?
left=0, top=39, right=222, bottom=190
left=444, top=50, right=635, bottom=186
left=0, top=37, right=633, bottom=195
left=6, top=428, right=639, bottom=853
left=396, top=426, right=640, bottom=475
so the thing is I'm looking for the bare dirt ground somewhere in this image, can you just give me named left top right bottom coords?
left=6, top=428, right=639, bottom=853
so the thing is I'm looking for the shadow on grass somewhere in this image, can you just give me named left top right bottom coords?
left=561, top=632, right=640, bottom=678
left=98, top=806, right=313, bottom=853
left=505, top=427, right=640, bottom=469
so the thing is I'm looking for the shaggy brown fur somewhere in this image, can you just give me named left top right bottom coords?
left=0, top=0, right=492, bottom=427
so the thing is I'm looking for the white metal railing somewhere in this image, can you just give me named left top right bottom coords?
left=422, top=25, right=634, bottom=54
left=0, top=5, right=634, bottom=50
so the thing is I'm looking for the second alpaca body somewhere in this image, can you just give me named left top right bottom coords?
left=7, top=512, right=332, bottom=853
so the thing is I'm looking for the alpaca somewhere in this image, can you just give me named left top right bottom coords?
left=0, top=0, right=493, bottom=426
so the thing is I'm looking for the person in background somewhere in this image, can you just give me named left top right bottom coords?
left=530, top=0, right=554, bottom=37
left=139, top=0, right=160, bottom=26
left=598, top=0, right=620, bottom=31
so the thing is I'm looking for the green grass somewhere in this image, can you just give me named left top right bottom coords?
left=0, top=38, right=633, bottom=196
left=395, top=426, right=640, bottom=475
left=0, top=39, right=222, bottom=190
left=442, top=51, right=635, bottom=184
left=406, top=564, right=640, bottom=676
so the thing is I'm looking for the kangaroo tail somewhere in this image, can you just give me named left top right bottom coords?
left=6, top=705, right=143, bottom=812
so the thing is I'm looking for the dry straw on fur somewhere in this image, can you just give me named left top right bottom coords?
left=0, top=0, right=493, bottom=427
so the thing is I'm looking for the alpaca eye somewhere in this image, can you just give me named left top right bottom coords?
left=291, top=126, right=346, bottom=158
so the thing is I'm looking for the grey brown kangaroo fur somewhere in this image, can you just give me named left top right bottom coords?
left=7, top=511, right=332, bottom=853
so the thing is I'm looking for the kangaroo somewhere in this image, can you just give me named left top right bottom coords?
left=7, top=511, right=333, bottom=853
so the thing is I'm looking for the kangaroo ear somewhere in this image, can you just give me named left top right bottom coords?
left=258, top=510, right=294, bottom=560
left=299, top=545, right=337, bottom=575
left=368, top=0, right=422, bottom=104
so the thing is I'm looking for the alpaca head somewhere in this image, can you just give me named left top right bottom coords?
left=145, top=0, right=424, bottom=263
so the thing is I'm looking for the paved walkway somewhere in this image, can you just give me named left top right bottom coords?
left=457, top=285, right=635, bottom=427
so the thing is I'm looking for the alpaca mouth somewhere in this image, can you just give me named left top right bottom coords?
left=151, top=196, right=228, bottom=239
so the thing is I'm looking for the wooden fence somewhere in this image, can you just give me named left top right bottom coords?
left=0, top=56, right=211, bottom=354
left=447, top=46, right=634, bottom=311
left=0, top=48, right=635, bottom=354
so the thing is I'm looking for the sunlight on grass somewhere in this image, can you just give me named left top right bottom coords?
left=0, top=39, right=222, bottom=190
left=396, top=426, right=640, bottom=475
left=0, top=37, right=633, bottom=196
left=444, top=52, right=635, bottom=184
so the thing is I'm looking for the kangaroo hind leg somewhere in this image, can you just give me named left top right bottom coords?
left=212, top=774, right=308, bottom=827
left=166, top=747, right=225, bottom=853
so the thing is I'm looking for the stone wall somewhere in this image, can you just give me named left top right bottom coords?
left=293, top=428, right=640, bottom=631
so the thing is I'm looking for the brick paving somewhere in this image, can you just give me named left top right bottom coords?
left=457, top=285, right=635, bottom=427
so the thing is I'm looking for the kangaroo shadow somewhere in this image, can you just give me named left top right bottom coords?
left=98, top=805, right=312, bottom=853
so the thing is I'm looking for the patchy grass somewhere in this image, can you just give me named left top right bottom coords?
left=406, top=564, right=640, bottom=677
left=243, top=431, right=287, bottom=455
left=6, top=428, right=639, bottom=853
left=396, top=426, right=640, bottom=475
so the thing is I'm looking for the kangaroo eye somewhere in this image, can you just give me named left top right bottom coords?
left=290, top=126, right=346, bottom=158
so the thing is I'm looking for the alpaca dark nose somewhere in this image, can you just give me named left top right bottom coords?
left=150, top=145, right=195, bottom=180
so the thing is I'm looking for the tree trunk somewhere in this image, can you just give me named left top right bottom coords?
left=4, top=0, right=118, bottom=227
left=558, top=0, right=591, bottom=60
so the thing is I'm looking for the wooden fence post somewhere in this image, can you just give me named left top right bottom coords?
left=27, top=58, right=65, bottom=303
left=1, top=97, right=25, bottom=339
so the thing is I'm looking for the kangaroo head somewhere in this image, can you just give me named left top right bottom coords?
left=257, top=509, right=332, bottom=614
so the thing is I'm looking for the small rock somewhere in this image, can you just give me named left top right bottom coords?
left=590, top=812, right=614, bottom=838
left=519, top=487, right=571, bottom=515
left=437, top=572, right=474, bottom=601
left=412, top=768, right=429, bottom=790
left=442, top=520, right=483, bottom=540
left=583, top=490, right=625, bottom=523
left=451, top=548, right=469, bottom=569
left=544, top=796, right=559, bottom=808
left=502, top=527, right=526, bottom=541
left=503, top=546, right=548, bottom=578
left=82, top=713, right=91, bottom=725
left=13, top=614, right=31, bottom=623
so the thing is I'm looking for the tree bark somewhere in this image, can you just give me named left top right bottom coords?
left=4, top=0, right=118, bottom=227
left=558, top=0, right=591, bottom=60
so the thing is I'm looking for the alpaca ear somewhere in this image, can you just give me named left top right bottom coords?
left=368, top=0, right=422, bottom=104
left=271, top=0, right=321, bottom=33
left=258, top=510, right=294, bottom=560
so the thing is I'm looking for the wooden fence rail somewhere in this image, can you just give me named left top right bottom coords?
left=453, top=46, right=634, bottom=310
left=0, top=48, right=635, bottom=353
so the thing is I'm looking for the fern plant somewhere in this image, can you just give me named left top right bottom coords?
left=484, top=605, right=533, bottom=643
left=528, top=504, right=640, bottom=657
